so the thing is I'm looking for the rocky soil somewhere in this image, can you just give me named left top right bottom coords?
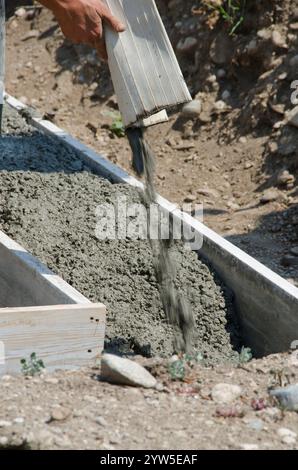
left=1, top=353, right=298, bottom=450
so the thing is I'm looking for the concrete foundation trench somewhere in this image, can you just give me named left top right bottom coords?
left=0, top=102, right=297, bottom=368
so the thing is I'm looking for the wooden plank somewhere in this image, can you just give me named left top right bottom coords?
left=0, top=229, right=91, bottom=307
left=104, top=0, right=191, bottom=127
left=0, top=303, right=106, bottom=374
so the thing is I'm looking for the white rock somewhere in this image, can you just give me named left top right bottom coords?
left=211, top=383, right=242, bottom=404
left=15, top=7, right=26, bottom=18
left=155, top=382, right=164, bottom=392
left=260, top=189, right=279, bottom=204
left=270, top=384, right=298, bottom=411
left=101, top=354, right=157, bottom=388
left=13, top=417, right=24, bottom=425
left=0, top=436, right=8, bottom=446
left=181, top=100, right=202, bottom=118
left=213, top=100, right=226, bottom=111
left=0, top=420, right=12, bottom=428
left=44, top=377, right=59, bottom=385
left=277, top=169, right=295, bottom=186
left=217, top=69, right=226, bottom=78
left=257, top=29, right=271, bottom=40
left=95, top=416, right=108, bottom=427
left=282, top=435, right=297, bottom=445
left=221, top=90, right=231, bottom=101
left=176, top=37, right=198, bottom=55
left=278, top=428, right=297, bottom=445
left=1, top=375, right=11, bottom=381
left=271, top=30, right=286, bottom=48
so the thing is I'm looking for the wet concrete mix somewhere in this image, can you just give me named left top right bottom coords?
left=0, top=104, right=241, bottom=362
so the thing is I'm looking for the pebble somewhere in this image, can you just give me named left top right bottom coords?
left=270, top=384, right=298, bottom=411
left=15, top=7, right=27, bottom=17
left=101, top=354, right=157, bottom=388
left=271, top=30, right=286, bottom=48
left=83, top=395, right=98, bottom=403
left=50, top=406, right=72, bottom=422
left=176, top=37, right=198, bottom=55
left=184, top=194, right=196, bottom=203
left=181, top=100, right=202, bottom=118
left=221, top=90, right=231, bottom=101
left=227, top=201, right=240, bottom=211
left=217, top=69, right=226, bottom=78
left=277, top=169, right=295, bottom=186
left=13, top=417, right=25, bottom=425
left=95, top=416, right=108, bottom=427
left=155, top=382, right=164, bottom=392
left=213, top=100, right=226, bottom=112
left=277, top=428, right=297, bottom=445
left=0, top=420, right=12, bottom=428
left=244, top=162, right=254, bottom=169
left=0, top=436, right=8, bottom=446
left=246, top=419, right=264, bottom=431
left=290, top=247, right=298, bottom=257
left=260, top=189, right=279, bottom=204
left=257, top=29, right=271, bottom=40
left=210, top=32, right=233, bottom=64
left=281, top=255, right=298, bottom=267
left=211, top=383, right=242, bottom=404
left=44, top=377, right=59, bottom=385
left=1, top=375, right=12, bottom=381
left=260, top=407, right=280, bottom=418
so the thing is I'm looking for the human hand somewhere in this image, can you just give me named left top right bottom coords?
left=40, top=0, right=125, bottom=60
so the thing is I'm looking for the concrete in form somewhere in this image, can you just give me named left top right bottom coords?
left=0, top=229, right=106, bottom=374
left=4, top=94, right=298, bottom=357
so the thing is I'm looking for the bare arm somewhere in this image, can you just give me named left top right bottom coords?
left=38, top=0, right=125, bottom=59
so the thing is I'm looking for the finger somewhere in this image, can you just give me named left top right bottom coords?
left=95, top=40, right=108, bottom=61
left=99, top=5, right=125, bottom=32
left=97, top=17, right=103, bottom=38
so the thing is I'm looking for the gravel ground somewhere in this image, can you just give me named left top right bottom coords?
left=0, top=353, right=298, bottom=450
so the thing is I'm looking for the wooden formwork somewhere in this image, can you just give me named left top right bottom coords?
left=0, top=230, right=106, bottom=374
left=3, top=95, right=298, bottom=358
left=0, top=304, right=105, bottom=374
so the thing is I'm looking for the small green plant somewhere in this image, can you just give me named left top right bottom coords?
left=20, top=352, right=45, bottom=376
left=102, top=110, right=125, bottom=138
left=110, top=114, right=125, bottom=138
left=169, top=359, right=186, bottom=381
left=238, top=346, right=253, bottom=364
left=206, top=0, right=246, bottom=35
left=168, top=352, right=204, bottom=381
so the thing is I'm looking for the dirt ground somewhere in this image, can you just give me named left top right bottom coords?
left=1, top=0, right=298, bottom=451
left=5, top=1, right=298, bottom=286
left=1, top=353, right=298, bottom=450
